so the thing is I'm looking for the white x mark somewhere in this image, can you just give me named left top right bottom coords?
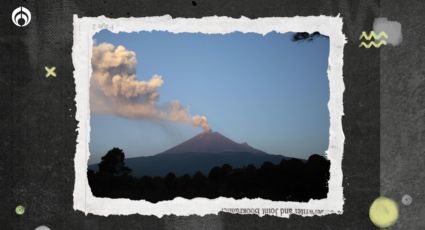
left=45, top=66, right=56, bottom=78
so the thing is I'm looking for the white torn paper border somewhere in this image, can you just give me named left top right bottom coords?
left=72, top=15, right=346, bottom=217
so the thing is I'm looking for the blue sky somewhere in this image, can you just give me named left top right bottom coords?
left=89, top=30, right=330, bottom=164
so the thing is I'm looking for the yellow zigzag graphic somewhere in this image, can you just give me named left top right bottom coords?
left=359, top=40, right=387, bottom=48
left=359, top=31, right=388, bottom=41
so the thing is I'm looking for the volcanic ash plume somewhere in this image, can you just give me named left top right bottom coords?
left=91, top=42, right=209, bottom=131
left=192, top=115, right=210, bottom=132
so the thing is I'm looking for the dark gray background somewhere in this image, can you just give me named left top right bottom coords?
left=0, top=0, right=422, bottom=229
left=380, top=0, right=425, bottom=229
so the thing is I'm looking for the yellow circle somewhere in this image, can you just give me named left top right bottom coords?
left=15, top=205, right=25, bottom=215
left=369, top=197, right=399, bottom=228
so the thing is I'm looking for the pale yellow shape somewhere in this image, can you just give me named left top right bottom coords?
left=369, top=197, right=399, bottom=228
left=15, top=205, right=25, bottom=215
left=45, top=66, right=56, bottom=78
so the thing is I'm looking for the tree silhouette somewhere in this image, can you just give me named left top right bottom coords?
left=88, top=149, right=331, bottom=203
left=98, top=147, right=132, bottom=176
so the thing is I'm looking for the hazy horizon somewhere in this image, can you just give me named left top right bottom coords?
left=89, top=30, right=330, bottom=164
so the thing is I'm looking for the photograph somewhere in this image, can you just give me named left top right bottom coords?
left=86, top=29, right=331, bottom=203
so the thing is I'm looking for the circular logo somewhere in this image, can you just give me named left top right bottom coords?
left=15, top=205, right=25, bottom=215
left=11, top=6, right=31, bottom=27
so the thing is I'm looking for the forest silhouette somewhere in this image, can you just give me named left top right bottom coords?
left=88, top=147, right=330, bottom=203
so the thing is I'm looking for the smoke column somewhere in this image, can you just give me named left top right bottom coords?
left=192, top=115, right=210, bottom=132
left=91, top=43, right=209, bottom=131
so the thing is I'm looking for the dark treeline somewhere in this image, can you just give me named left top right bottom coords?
left=88, top=148, right=330, bottom=203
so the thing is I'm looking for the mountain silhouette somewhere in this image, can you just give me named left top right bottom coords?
left=160, top=131, right=266, bottom=155
left=90, top=131, right=292, bottom=177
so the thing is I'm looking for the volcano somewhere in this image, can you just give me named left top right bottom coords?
left=160, top=131, right=266, bottom=155
left=90, top=131, right=292, bottom=177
